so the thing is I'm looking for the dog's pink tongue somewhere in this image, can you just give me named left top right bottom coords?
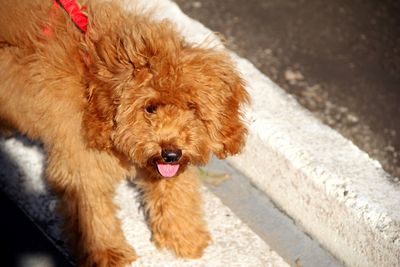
left=157, top=163, right=180, bottom=178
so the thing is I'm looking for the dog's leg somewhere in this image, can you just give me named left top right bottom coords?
left=46, top=147, right=137, bottom=267
left=136, top=167, right=211, bottom=258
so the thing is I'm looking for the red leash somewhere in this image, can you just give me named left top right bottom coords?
left=56, top=0, right=88, bottom=33
left=43, top=0, right=88, bottom=35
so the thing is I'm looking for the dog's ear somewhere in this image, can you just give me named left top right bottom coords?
left=80, top=33, right=131, bottom=150
left=207, top=71, right=249, bottom=159
left=80, top=30, right=155, bottom=150
left=82, top=82, right=116, bottom=150
left=183, top=49, right=250, bottom=159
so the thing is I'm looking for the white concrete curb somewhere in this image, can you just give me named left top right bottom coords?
left=228, top=56, right=400, bottom=267
left=145, top=1, right=400, bottom=266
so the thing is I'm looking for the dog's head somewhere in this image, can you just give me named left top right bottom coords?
left=81, top=6, right=249, bottom=178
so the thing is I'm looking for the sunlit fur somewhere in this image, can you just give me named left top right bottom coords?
left=0, top=0, right=249, bottom=266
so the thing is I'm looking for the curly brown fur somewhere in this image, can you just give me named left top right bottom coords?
left=0, top=0, right=249, bottom=266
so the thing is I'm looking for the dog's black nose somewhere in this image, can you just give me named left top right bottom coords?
left=161, top=149, right=182, bottom=163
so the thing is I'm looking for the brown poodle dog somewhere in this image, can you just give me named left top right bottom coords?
left=0, top=0, right=249, bottom=266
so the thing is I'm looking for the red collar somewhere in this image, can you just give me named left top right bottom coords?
left=57, top=0, right=88, bottom=32
left=44, top=0, right=88, bottom=35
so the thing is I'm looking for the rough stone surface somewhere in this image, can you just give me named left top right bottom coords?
left=226, top=56, right=400, bottom=267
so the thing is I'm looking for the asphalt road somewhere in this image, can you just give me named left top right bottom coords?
left=174, top=0, right=400, bottom=182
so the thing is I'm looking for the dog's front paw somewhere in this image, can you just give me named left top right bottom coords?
left=153, top=228, right=211, bottom=259
left=80, top=246, right=138, bottom=267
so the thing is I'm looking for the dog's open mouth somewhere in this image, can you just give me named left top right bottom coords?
left=156, top=163, right=180, bottom=178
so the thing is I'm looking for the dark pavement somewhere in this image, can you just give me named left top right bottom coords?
left=174, top=0, right=400, bottom=182
left=0, top=191, right=72, bottom=267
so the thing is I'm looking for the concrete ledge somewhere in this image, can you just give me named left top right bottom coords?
left=204, top=158, right=343, bottom=267
left=226, top=32, right=400, bottom=267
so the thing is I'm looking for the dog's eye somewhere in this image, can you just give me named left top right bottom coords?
left=145, top=104, right=157, bottom=114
